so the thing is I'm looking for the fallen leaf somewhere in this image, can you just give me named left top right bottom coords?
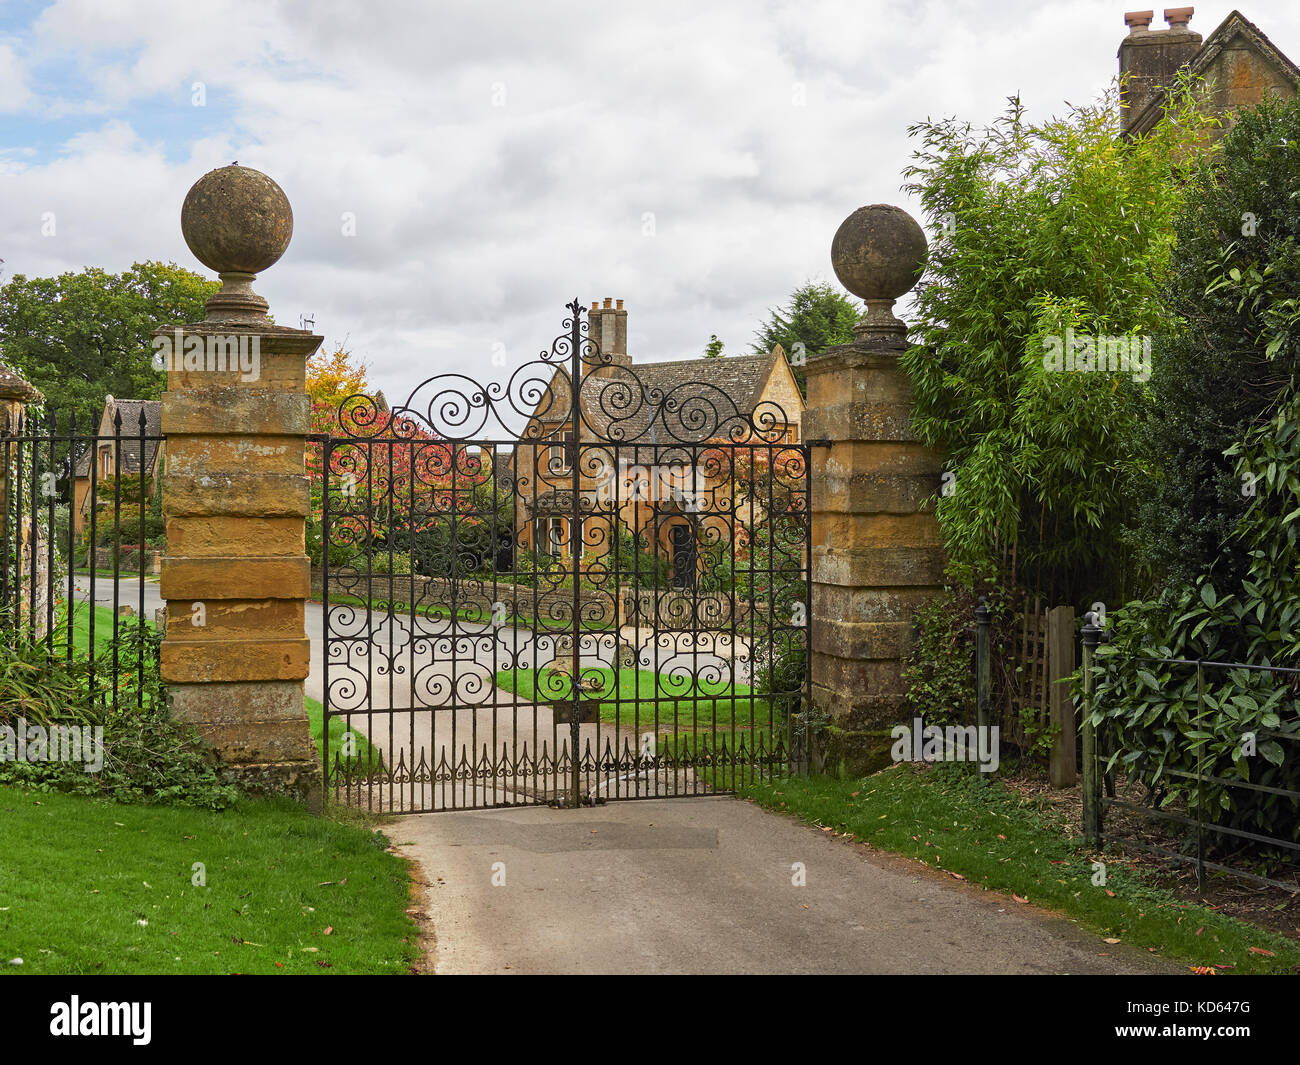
left=1105, top=889, right=1115, bottom=897
left=948, top=872, right=965, bottom=881
left=1012, top=894, right=1029, bottom=904
left=1248, top=947, right=1275, bottom=957
left=1104, top=937, right=1122, bottom=944
left=323, top=926, right=333, bottom=936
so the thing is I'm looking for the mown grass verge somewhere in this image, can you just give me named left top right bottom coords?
left=0, top=784, right=419, bottom=974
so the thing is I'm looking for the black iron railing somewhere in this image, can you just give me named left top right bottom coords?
left=1080, top=620, right=1300, bottom=896
left=0, top=407, right=164, bottom=713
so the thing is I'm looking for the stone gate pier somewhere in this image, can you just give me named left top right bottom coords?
left=804, top=205, right=945, bottom=775
left=157, top=165, right=323, bottom=807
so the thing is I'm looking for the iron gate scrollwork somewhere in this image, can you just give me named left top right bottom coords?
left=319, top=301, right=810, bottom=812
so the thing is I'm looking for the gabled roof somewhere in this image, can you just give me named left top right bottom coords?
left=1127, top=9, right=1300, bottom=136
left=530, top=347, right=799, bottom=447
left=73, top=398, right=163, bottom=478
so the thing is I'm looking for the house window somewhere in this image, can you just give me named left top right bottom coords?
left=535, top=516, right=581, bottom=559
left=536, top=517, right=564, bottom=558
left=544, top=429, right=576, bottom=475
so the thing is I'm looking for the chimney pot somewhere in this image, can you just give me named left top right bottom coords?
left=1164, top=6, right=1193, bottom=31
left=603, top=297, right=612, bottom=309
left=1125, top=9, right=1154, bottom=33
left=591, top=301, right=599, bottom=311
left=616, top=299, right=624, bottom=310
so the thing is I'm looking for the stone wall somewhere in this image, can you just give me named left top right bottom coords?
left=92, top=547, right=162, bottom=574
left=311, top=566, right=744, bottom=631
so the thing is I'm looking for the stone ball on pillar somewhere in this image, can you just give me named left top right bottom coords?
left=830, top=204, right=928, bottom=340
left=180, top=164, right=294, bottom=322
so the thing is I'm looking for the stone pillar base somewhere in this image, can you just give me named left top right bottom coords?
left=809, top=726, right=897, bottom=779
left=220, top=761, right=323, bottom=813
left=169, top=680, right=321, bottom=813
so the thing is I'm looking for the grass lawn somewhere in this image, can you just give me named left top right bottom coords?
left=0, top=784, right=419, bottom=974
left=493, top=665, right=774, bottom=729
left=65, top=601, right=152, bottom=657
left=741, top=764, right=1300, bottom=975
left=495, top=666, right=783, bottom=792
left=306, top=696, right=382, bottom=775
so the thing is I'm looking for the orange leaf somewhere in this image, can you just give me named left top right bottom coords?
left=323, top=926, right=334, bottom=936
left=1248, top=947, right=1275, bottom=956
left=1012, top=894, right=1029, bottom=904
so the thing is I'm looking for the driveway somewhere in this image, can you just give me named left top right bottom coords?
left=398, top=795, right=1178, bottom=975
left=75, top=577, right=1174, bottom=974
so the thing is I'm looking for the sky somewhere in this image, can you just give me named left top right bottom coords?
left=2, top=0, right=1299, bottom=412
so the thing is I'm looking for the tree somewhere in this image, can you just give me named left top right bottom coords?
left=307, top=345, right=370, bottom=407
left=751, top=281, right=859, bottom=390
left=1128, top=92, right=1300, bottom=594
left=900, top=84, right=1215, bottom=607
left=0, top=262, right=217, bottom=421
left=703, top=334, right=725, bottom=358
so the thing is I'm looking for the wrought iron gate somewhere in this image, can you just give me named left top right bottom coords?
left=319, top=302, right=810, bottom=811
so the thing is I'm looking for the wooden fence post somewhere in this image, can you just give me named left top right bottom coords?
left=1047, top=604, right=1076, bottom=787
left=1080, top=616, right=1103, bottom=846
left=975, top=596, right=991, bottom=733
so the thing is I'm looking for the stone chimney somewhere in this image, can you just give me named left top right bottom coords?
left=588, top=297, right=630, bottom=367
left=1119, top=8, right=1202, bottom=134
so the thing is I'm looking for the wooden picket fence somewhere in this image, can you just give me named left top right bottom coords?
left=998, top=600, right=1077, bottom=786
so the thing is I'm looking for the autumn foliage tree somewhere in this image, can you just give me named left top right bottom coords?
left=304, top=346, right=509, bottom=577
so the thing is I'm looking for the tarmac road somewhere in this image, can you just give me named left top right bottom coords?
left=397, top=795, right=1181, bottom=975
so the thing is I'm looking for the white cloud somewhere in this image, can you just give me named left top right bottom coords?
left=0, top=41, right=32, bottom=112
left=2, top=0, right=1299, bottom=411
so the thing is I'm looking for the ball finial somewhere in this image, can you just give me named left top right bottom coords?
left=180, top=165, right=294, bottom=322
left=830, top=204, right=928, bottom=340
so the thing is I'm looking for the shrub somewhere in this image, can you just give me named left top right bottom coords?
left=0, top=617, right=238, bottom=809
left=1128, top=92, right=1300, bottom=594
left=1084, top=396, right=1300, bottom=850
left=901, top=82, right=1215, bottom=606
